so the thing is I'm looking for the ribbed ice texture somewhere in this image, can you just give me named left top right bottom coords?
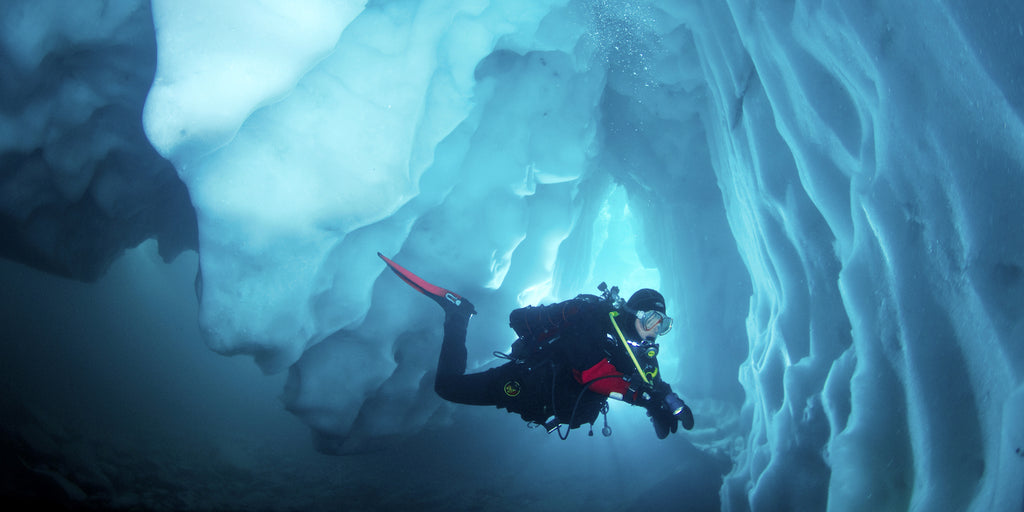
left=134, top=1, right=1024, bottom=507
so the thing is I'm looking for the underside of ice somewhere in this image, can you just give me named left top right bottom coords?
left=2, top=0, right=1023, bottom=510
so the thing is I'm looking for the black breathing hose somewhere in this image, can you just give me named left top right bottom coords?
left=553, top=373, right=625, bottom=440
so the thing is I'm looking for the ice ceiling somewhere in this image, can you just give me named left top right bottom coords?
left=2, top=0, right=1023, bottom=510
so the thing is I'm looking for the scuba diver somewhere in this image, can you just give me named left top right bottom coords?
left=378, top=253, right=694, bottom=439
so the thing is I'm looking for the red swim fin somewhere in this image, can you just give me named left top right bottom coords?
left=377, top=252, right=475, bottom=314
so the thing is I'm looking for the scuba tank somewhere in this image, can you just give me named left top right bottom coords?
left=504, top=282, right=621, bottom=363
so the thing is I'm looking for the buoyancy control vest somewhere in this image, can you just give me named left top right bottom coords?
left=506, top=293, right=608, bottom=363
left=496, top=286, right=626, bottom=433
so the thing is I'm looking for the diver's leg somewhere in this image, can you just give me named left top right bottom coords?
left=432, top=311, right=542, bottom=418
left=377, top=254, right=496, bottom=404
left=434, top=309, right=501, bottom=405
left=437, top=310, right=471, bottom=378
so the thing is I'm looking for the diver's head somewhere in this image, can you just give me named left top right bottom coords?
left=626, top=288, right=672, bottom=341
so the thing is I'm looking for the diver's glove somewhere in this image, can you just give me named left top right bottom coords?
left=663, top=392, right=694, bottom=431
left=647, top=393, right=694, bottom=438
left=648, top=407, right=678, bottom=439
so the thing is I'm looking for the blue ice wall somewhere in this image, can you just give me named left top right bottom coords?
left=1, top=1, right=1022, bottom=511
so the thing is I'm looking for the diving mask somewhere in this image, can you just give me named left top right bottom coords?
left=637, top=310, right=673, bottom=336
